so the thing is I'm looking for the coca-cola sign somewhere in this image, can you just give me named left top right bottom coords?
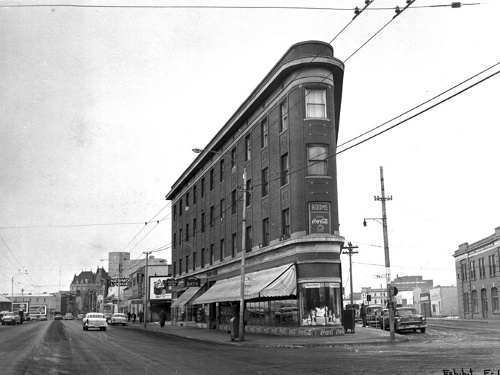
left=309, top=202, right=331, bottom=234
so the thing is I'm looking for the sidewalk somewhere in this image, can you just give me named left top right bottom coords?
left=128, top=322, right=408, bottom=348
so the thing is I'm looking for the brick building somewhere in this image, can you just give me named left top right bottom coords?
left=453, top=226, right=500, bottom=319
left=166, top=41, right=346, bottom=333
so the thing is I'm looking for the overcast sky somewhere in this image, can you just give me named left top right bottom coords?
left=1, top=0, right=499, bottom=296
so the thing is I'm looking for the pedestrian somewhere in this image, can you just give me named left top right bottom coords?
left=138, top=310, right=143, bottom=323
left=360, top=303, right=367, bottom=327
left=159, top=309, right=167, bottom=328
left=132, top=312, right=136, bottom=323
left=127, top=311, right=131, bottom=322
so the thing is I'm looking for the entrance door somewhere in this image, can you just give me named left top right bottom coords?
left=481, top=288, right=488, bottom=318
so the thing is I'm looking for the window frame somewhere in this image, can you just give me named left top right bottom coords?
left=305, top=88, right=327, bottom=119
left=261, top=168, right=269, bottom=197
left=307, top=145, right=328, bottom=176
left=280, top=100, right=288, bottom=132
left=261, top=118, right=268, bottom=148
left=281, top=153, right=289, bottom=186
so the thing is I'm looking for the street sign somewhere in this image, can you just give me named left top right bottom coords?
left=110, top=277, right=129, bottom=286
left=373, top=274, right=386, bottom=279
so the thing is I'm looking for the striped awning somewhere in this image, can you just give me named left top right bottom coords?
left=193, top=263, right=296, bottom=304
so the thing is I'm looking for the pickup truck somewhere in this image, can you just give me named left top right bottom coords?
left=82, top=313, right=108, bottom=331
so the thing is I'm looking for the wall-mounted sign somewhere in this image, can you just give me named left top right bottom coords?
left=309, top=202, right=331, bottom=234
left=166, top=279, right=178, bottom=287
left=149, top=276, right=173, bottom=300
left=185, top=277, right=200, bottom=287
left=110, top=277, right=129, bottom=287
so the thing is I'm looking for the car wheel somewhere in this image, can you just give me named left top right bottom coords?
left=420, top=328, right=426, bottom=333
left=413, top=329, right=417, bottom=332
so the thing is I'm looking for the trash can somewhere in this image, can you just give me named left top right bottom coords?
left=342, top=309, right=355, bottom=333
left=229, top=317, right=239, bottom=341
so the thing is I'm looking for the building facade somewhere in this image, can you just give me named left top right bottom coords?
left=166, top=41, right=345, bottom=335
left=429, top=286, right=458, bottom=317
left=453, top=226, right=500, bottom=319
left=391, top=275, right=433, bottom=292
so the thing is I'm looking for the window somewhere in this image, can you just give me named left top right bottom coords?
left=173, top=233, right=177, bottom=248
left=489, top=254, right=497, bottom=276
left=193, top=185, right=197, bottom=205
left=307, top=145, right=327, bottom=175
left=281, top=153, right=289, bottom=186
left=220, top=198, right=225, bottom=220
left=231, top=148, right=237, bottom=169
left=492, top=288, right=499, bottom=313
left=262, top=218, right=270, bottom=246
left=201, top=211, right=205, bottom=233
left=282, top=209, right=290, bottom=237
left=232, top=233, right=237, bottom=257
left=232, top=190, right=237, bottom=215
left=201, top=177, right=205, bottom=198
left=210, top=205, right=215, bottom=227
left=479, top=258, right=486, bottom=278
left=210, top=244, right=214, bottom=265
left=186, top=192, right=190, bottom=208
left=245, top=226, right=252, bottom=252
left=201, top=248, right=205, bottom=268
left=472, top=290, right=478, bottom=313
left=173, top=205, right=177, bottom=221
left=220, top=159, right=225, bottom=182
left=193, top=218, right=197, bottom=237
left=261, top=168, right=269, bottom=197
left=185, top=256, right=189, bottom=272
left=470, top=260, right=476, bottom=280
left=261, top=118, right=268, bottom=148
left=179, top=198, right=183, bottom=216
left=179, top=259, right=182, bottom=275
left=179, top=229, right=183, bottom=246
left=246, top=179, right=251, bottom=206
left=185, top=224, right=189, bottom=242
left=193, top=252, right=197, bottom=270
left=173, top=261, right=176, bottom=276
left=210, top=169, right=214, bottom=190
left=280, top=101, right=288, bottom=132
left=245, top=134, right=251, bottom=161
left=305, top=89, right=326, bottom=118
left=220, top=239, right=226, bottom=260
left=461, top=263, right=468, bottom=281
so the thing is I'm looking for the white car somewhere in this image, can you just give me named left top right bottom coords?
left=110, top=313, right=127, bottom=326
left=82, top=313, right=108, bottom=331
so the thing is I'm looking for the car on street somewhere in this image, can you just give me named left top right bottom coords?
left=1, top=312, right=17, bottom=325
left=38, top=315, right=47, bottom=321
left=381, top=307, right=427, bottom=333
left=104, top=313, right=113, bottom=324
left=82, top=313, right=108, bottom=331
left=77, top=313, right=85, bottom=320
left=110, top=313, right=127, bottom=326
left=54, top=313, right=64, bottom=320
left=64, top=313, right=74, bottom=320
left=366, top=305, right=383, bottom=327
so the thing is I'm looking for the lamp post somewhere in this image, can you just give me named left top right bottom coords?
left=193, top=148, right=247, bottom=341
left=143, top=251, right=152, bottom=328
left=11, top=270, right=27, bottom=310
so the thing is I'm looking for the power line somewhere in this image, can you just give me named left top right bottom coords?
left=0, top=221, right=166, bottom=230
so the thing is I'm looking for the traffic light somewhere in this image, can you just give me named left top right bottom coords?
left=367, top=294, right=371, bottom=302
left=389, top=286, right=399, bottom=297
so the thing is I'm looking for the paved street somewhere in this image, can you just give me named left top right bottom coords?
left=1, top=319, right=499, bottom=374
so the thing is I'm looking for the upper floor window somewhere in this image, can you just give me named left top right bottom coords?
left=193, top=252, right=197, bottom=270
left=193, top=218, right=197, bottom=237
left=280, top=101, right=288, bottom=132
left=231, top=190, right=237, bottom=215
left=305, top=89, right=326, bottom=118
left=179, top=198, right=183, bottom=216
left=470, top=260, right=476, bottom=280
left=186, top=192, right=190, bottom=208
left=185, top=223, right=189, bottom=242
left=281, top=153, right=289, bottom=186
left=173, top=205, right=177, bottom=221
left=201, top=177, right=205, bottom=198
left=210, top=205, right=215, bottom=227
left=262, top=218, right=270, bottom=246
left=220, top=159, right=225, bottom=182
left=282, top=209, right=290, bottom=236
left=193, top=185, right=197, bottom=205
left=245, top=135, right=251, bottom=161
left=210, top=169, right=214, bottom=190
left=231, top=148, right=237, bottom=169
left=307, top=145, right=327, bottom=176
left=246, top=179, right=252, bottom=206
left=489, top=254, right=496, bottom=276
left=245, top=226, right=252, bottom=253
left=232, top=233, right=237, bottom=257
left=220, top=239, right=226, bottom=260
left=201, top=211, right=206, bottom=233
left=220, top=198, right=225, bottom=221
left=179, top=229, right=183, bottom=246
left=261, top=118, right=268, bottom=148
left=479, top=257, right=486, bottom=278
left=262, top=168, right=269, bottom=197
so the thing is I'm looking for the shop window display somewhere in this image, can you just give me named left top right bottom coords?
left=246, top=299, right=299, bottom=327
left=301, top=282, right=341, bottom=326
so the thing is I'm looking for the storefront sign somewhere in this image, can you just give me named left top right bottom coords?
left=304, top=283, right=321, bottom=289
left=328, top=283, right=340, bottom=288
left=184, top=277, right=200, bottom=287
left=110, top=277, right=129, bottom=286
left=149, top=276, right=173, bottom=300
left=166, top=279, right=178, bottom=287
left=309, top=202, right=331, bottom=234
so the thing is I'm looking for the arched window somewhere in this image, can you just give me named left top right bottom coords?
left=471, top=290, right=479, bottom=313
left=492, top=287, right=499, bottom=313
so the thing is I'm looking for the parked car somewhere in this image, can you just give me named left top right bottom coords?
left=381, top=307, right=427, bottom=333
left=1, top=312, right=17, bottom=325
left=64, top=313, right=74, bottom=320
left=82, top=313, right=108, bottom=331
left=38, top=315, right=47, bottom=321
left=77, top=313, right=85, bottom=320
left=54, top=313, right=64, bottom=320
left=110, top=313, right=127, bottom=326
left=104, top=313, right=113, bottom=324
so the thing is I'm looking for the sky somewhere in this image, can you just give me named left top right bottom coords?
left=1, top=0, right=499, bottom=296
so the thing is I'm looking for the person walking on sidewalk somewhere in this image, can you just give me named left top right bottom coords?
left=159, top=310, right=167, bottom=328
left=360, top=303, right=367, bottom=327
left=132, top=312, right=136, bottom=324
left=138, top=310, right=143, bottom=323
left=127, top=311, right=131, bottom=322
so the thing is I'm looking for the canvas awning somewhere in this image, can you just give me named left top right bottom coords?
left=193, top=263, right=296, bottom=304
left=171, top=286, right=202, bottom=308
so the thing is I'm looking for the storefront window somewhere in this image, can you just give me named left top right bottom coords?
left=246, top=299, right=299, bottom=327
left=300, top=282, right=341, bottom=326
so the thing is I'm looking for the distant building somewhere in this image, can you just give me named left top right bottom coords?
left=361, top=287, right=388, bottom=306
left=392, top=275, right=433, bottom=292
left=70, top=267, right=109, bottom=314
left=453, top=226, right=500, bottom=320
left=429, top=286, right=458, bottom=317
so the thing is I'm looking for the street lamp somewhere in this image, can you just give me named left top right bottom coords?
left=11, top=270, right=27, bottom=311
left=193, top=147, right=247, bottom=341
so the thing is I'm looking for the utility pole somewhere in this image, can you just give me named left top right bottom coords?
left=342, top=242, right=359, bottom=307
left=143, top=252, right=150, bottom=328
left=374, top=166, right=395, bottom=341
left=118, top=262, right=122, bottom=314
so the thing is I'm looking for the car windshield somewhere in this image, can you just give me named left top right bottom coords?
left=113, top=314, right=126, bottom=318
left=88, top=314, right=104, bottom=319
left=396, top=309, right=417, bottom=316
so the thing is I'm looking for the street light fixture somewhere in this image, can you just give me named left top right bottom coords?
left=193, top=147, right=247, bottom=341
left=12, top=270, right=27, bottom=310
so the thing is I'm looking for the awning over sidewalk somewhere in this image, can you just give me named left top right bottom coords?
left=193, top=263, right=296, bottom=304
left=171, top=286, right=202, bottom=308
